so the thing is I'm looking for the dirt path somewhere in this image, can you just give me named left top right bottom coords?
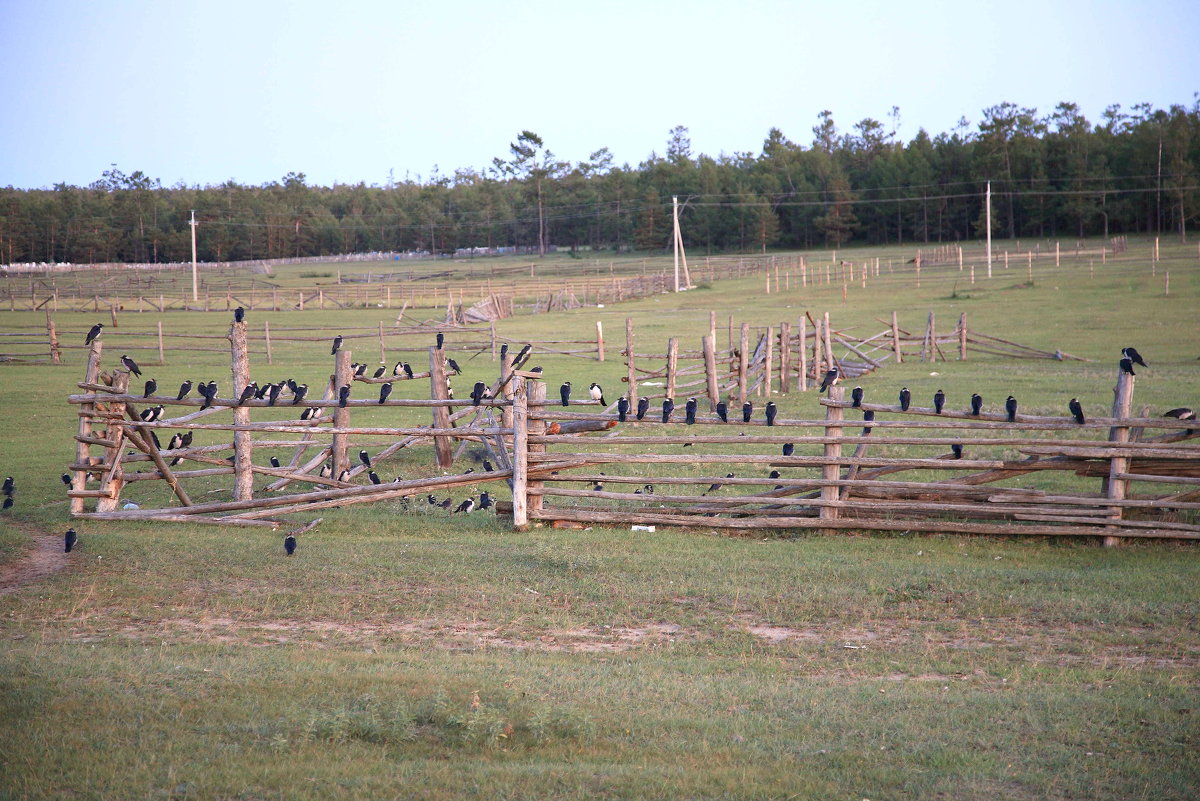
left=0, top=521, right=69, bottom=595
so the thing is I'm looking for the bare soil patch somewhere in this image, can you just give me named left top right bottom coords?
left=0, top=521, right=70, bottom=595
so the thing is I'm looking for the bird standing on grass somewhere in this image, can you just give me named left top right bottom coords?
left=560, top=382, right=572, bottom=406
left=851, top=386, right=863, bottom=408
left=742, top=401, right=753, bottom=423
left=636, top=397, right=649, bottom=421
left=1122, top=347, right=1148, bottom=368
left=765, top=402, right=777, bottom=426
left=1069, top=398, right=1085, bottom=425
left=617, top=397, right=629, bottom=422
left=970, top=393, right=983, bottom=416
left=478, top=492, right=493, bottom=510
left=1005, top=396, right=1018, bottom=423
left=84, top=323, right=103, bottom=345
left=2, top=477, right=13, bottom=496
left=933, top=390, right=945, bottom=415
left=818, top=367, right=840, bottom=393
left=284, top=535, right=297, bottom=556
left=144, top=379, right=157, bottom=398
left=121, top=354, right=142, bottom=377
left=589, top=383, right=606, bottom=406
left=61, top=473, right=72, bottom=486
left=65, top=528, right=78, bottom=552
left=899, top=387, right=911, bottom=411
left=454, top=497, right=476, bottom=514
left=685, top=398, right=697, bottom=425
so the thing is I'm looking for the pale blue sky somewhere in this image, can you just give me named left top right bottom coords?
left=2, top=0, right=1197, bottom=189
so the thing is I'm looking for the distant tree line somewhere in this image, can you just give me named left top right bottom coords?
left=1, top=100, right=1197, bottom=265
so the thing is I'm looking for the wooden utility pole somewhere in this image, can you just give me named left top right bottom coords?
left=190, top=210, right=198, bottom=301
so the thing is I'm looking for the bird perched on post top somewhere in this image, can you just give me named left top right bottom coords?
left=851, top=386, right=863, bottom=408
left=933, top=389, right=946, bottom=415
left=436, top=332, right=445, bottom=350
left=1005, top=396, right=1018, bottom=422
left=685, top=397, right=697, bottom=425
left=589, top=382, right=606, bottom=406
left=818, top=366, right=840, bottom=393
left=970, top=393, right=983, bottom=416
left=234, top=306, right=245, bottom=323
left=560, top=382, right=572, bottom=406
left=121, top=354, right=142, bottom=377
left=636, top=397, right=649, bottom=421
left=1119, top=357, right=1136, bottom=376
left=716, top=401, right=728, bottom=423
left=1122, top=347, right=1148, bottom=368
left=1069, top=398, right=1085, bottom=425
left=899, top=387, right=911, bottom=411
left=765, top=401, right=777, bottom=426
left=331, top=335, right=342, bottom=355
left=742, top=401, right=753, bottom=423
left=617, top=396, right=629, bottom=422
left=662, top=398, right=675, bottom=423
left=84, top=323, right=103, bottom=345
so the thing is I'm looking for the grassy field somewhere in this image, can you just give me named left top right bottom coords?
left=1, top=236, right=1198, bottom=799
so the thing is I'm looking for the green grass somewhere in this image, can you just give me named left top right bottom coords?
left=1, top=235, right=1198, bottom=799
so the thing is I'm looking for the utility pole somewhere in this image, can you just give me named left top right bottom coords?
left=189, top=210, right=198, bottom=301
left=985, top=181, right=992, bottom=278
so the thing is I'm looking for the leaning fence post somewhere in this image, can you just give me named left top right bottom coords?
left=1103, top=365, right=1136, bottom=547
left=332, top=349, right=353, bottom=477
left=820, top=385, right=845, bottom=533
left=891, top=311, right=903, bottom=364
left=429, top=347, right=454, bottom=469
left=264, top=320, right=273, bottom=365
left=763, top=326, right=774, bottom=398
left=230, top=320, right=254, bottom=501
left=511, top=375, right=529, bottom=530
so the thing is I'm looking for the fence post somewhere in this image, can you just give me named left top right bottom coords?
left=823, top=312, right=835, bottom=372
left=1104, top=366, right=1136, bottom=547
left=625, top=317, right=638, bottom=408
left=71, top=342, right=104, bottom=515
left=958, top=312, right=968, bottom=360
left=666, top=337, right=679, bottom=400
left=157, top=320, right=165, bottom=364
left=332, top=349, right=353, bottom=477
left=94, top=370, right=130, bottom=514
left=798, top=317, right=808, bottom=391
left=500, top=349, right=514, bottom=446
left=779, top=322, right=791, bottom=394
left=230, top=320, right=254, bottom=501
left=528, top=380, right=546, bottom=518
left=429, top=347, right=454, bottom=469
left=703, top=334, right=719, bottom=408
left=891, top=311, right=903, bottom=364
left=378, top=321, right=386, bottom=365
left=763, top=326, right=774, bottom=397
left=264, top=320, right=273, bottom=365
left=596, top=320, right=605, bottom=362
left=511, top=376, right=529, bottom=530
left=820, top=385, right=845, bottom=533
left=738, top=323, right=750, bottom=406
left=46, top=310, right=61, bottom=364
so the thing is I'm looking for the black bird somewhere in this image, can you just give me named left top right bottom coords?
left=180, top=431, right=193, bottom=447
left=379, top=383, right=392, bottom=404
left=331, top=335, right=343, bottom=355
left=899, top=387, right=911, bottom=411
left=359, top=450, right=372, bottom=468
left=818, top=366, right=840, bottom=393
left=426, top=494, right=439, bottom=505
left=1005, top=395, right=1018, bottom=422
left=446, top=357, right=463, bottom=375
left=369, top=471, right=382, bottom=485
left=851, top=386, right=863, bottom=408
left=439, top=497, right=453, bottom=509
left=1069, top=398, right=1085, bottom=425
left=589, top=383, right=606, bottom=406
left=337, top=469, right=351, bottom=482
left=149, top=430, right=163, bottom=449
left=339, top=385, right=351, bottom=407
left=238, top=382, right=258, bottom=406
left=742, top=401, right=753, bottom=423
left=121, top=354, right=142, bottom=377
left=765, top=401, right=777, bottom=426
left=65, top=528, right=78, bottom=552
left=769, top=470, right=781, bottom=480
left=300, top=406, right=321, bottom=420
left=617, top=396, right=629, bottom=422
left=636, top=397, right=650, bottom=421
left=285, top=378, right=298, bottom=393
left=861, top=409, right=875, bottom=436
left=1122, top=347, right=1148, bottom=368
left=970, top=393, right=983, bottom=416
left=61, top=473, right=71, bottom=486
left=267, top=383, right=282, bottom=406
left=373, top=365, right=386, bottom=379
left=270, top=456, right=281, bottom=468
left=560, top=382, right=572, bottom=406
left=685, top=398, right=697, bottom=425
left=643, top=484, right=654, bottom=495
left=1163, top=407, right=1196, bottom=434
left=471, top=382, right=486, bottom=406
left=234, top=306, right=245, bottom=323
left=255, top=382, right=272, bottom=399
left=513, top=343, right=532, bottom=367
left=716, top=401, right=728, bottom=423
left=284, top=535, right=297, bottom=556
left=783, top=443, right=794, bottom=457
left=402, top=362, right=414, bottom=379
left=354, top=363, right=368, bottom=377
left=1119, top=358, right=1136, bottom=376
left=454, top=497, right=476, bottom=514
left=167, top=433, right=183, bottom=450
left=1, top=497, right=10, bottom=510
left=478, top=492, right=493, bottom=510
left=662, top=398, right=675, bottom=423
left=292, top=384, right=308, bottom=405
left=593, top=483, right=604, bottom=492
left=482, top=460, right=495, bottom=472
left=2, top=477, right=13, bottom=495
left=140, top=405, right=164, bottom=422
left=143, top=379, right=157, bottom=398
left=176, top=380, right=192, bottom=400
left=199, top=382, right=218, bottom=410
left=84, top=323, right=103, bottom=345
left=499, top=344, right=508, bottom=358
left=933, top=389, right=945, bottom=415
left=436, top=332, right=444, bottom=350
left=951, top=443, right=963, bottom=459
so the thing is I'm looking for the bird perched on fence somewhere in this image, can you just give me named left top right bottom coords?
left=559, top=382, right=572, bottom=406
left=970, top=393, right=983, bottom=416
left=851, top=386, right=863, bottom=408
left=436, top=332, right=445, bottom=350
left=300, top=406, right=321, bottom=420
left=339, top=385, right=351, bottom=407
left=951, top=444, right=963, bottom=459
left=1005, top=395, right=1018, bottom=422
left=862, top=409, right=875, bottom=436
left=254, top=382, right=271, bottom=399
left=144, top=379, right=157, bottom=398
left=392, top=361, right=405, bottom=377
left=284, top=535, right=297, bottom=556
left=358, top=450, right=371, bottom=468
left=139, top=405, right=164, bottom=422
left=685, top=397, right=697, bottom=425
left=121, top=354, right=142, bottom=377
left=662, top=398, right=675, bottom=423
left=199, top=381, right=218, bottom=409
left=933, top=389, right=946, bottom=415
left=1119, top=357, right=1136, bottom=376
left=765, top=401, right=777, bottom=426
left=483, top=460, right=494, bottom=472
left=84, top=323, right=103, bottom=345
left=331, top=335, right=343, bottom=355
left=269, top=456, right=281, bottom=468
left=818, top=366, right=840, bottom=393
left=234, top=307, right=245, bottom=323
left=237, top=382, right=258, bottom=406
left=446, top=357, right=463, bottom=375
left=589, top=383, right=606, bottom=406
left=379, top=383, right=392, bottom=404
left=401, top=362, right=414, bottom=379
left=292, top=384, right=307, bottom=405
left=65, top=528, right=78, bottom=553
left=176, top=380, right=192, bottom=400
left=368, top=471, right=381, bottom=485
left=1164, top=407, right=1196, bottom=434
left=471, top=382, right=486, bottom=406
left=478, top=492, right=493, bottom=510
left=337, top=469, right=351, bottom=483
left=742, top=401, right=753, bottom=423
left=1122, top=347, right=1148, bottom=368
left=180, top=431, right=193, bottom=447
left=354, top=363, right=368, bottom=377
left=1069, top=398, right=1085, bottom=425
left=899, top=387, right=911, bottom=411
left=617, top=396, right=629, bottom=422
left=636, top=397, right=650, bottom=421
left=454, top=497, right=476, bottom=513
left=267, top=383, right=283, bottom=406
left=61, top=473, right=72, bottom=486
left=716, top=401, right=728, bottom=423
left=373, top=365, right=387, bottom=379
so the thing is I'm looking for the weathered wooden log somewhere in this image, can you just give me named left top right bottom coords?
left=72, top=512, right=281, bottom=528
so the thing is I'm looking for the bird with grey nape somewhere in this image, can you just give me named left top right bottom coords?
left=851, top=386, right=863, bottom=408
left=970, top=393, right=983, bottom=416
left=636, top=397, right=649, bottom=421
left=742, top=401, right=753, bottom=423
left=661, top=398, right=675, bottom=423
left=589, top=382, right=606, bottom=406
left=121, top=354, right=142, bottom=377
left=284, top=535, right=297, bottom=556
left=1122, top=347, right=1147, bottom=368
left=560, top=382, right=572, bottom=406
left=818, top=366, right=840, bottom=393
left=84, top=323, right=103, bottom=345
left=617, top=396, right=629, bottom=422
left=933, top=389, right=945, bottom=414
left=65, top=528, right=78, bottom=553
left=1069, top=398, right=1085, bottom=425
left=685, top=398, right=697, bottom=425
left=765, top=401, right=777, bottom=426
left=899, top=387, right=911, bottom=411
left=1005, top=396, right=1018, bottom=422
